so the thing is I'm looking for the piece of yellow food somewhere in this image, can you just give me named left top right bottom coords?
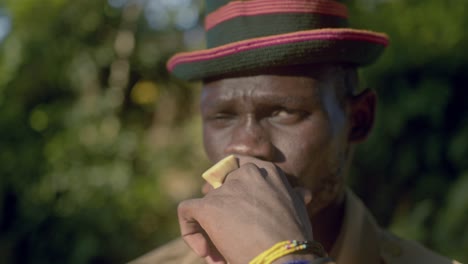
left=202, top=155, right=238, bottom=189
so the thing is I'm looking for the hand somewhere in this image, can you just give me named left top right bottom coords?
left=178, top=156, right=314, bottom=264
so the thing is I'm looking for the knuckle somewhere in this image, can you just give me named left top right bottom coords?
left=177, top=200, right=188, bottom=215
left=177, top=199, right=199, bottom=216
left=238, top=163, right=265, bottom=180
left=241, top=162, right=260, bottom=172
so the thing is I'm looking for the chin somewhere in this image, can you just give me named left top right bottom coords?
left=309, top=177, right=344, bottom=215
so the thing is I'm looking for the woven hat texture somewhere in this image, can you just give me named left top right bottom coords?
left=167, top=0, right=389, bottom=81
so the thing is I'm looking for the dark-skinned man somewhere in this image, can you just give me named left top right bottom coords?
left=131, top=0, right=460, bottom=263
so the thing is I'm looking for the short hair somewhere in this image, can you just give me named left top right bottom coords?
left=317, top=64, right=359, bottom=108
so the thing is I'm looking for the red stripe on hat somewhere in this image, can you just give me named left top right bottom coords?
left=167, top=28, right=389, bottom=70
left=206, top=0, right=348, bottom=30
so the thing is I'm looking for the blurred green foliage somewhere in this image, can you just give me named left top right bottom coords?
left=0, top=0, right=466, bottom=263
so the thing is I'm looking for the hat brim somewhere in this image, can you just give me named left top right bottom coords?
left=167, top=28, right=389, bottom=81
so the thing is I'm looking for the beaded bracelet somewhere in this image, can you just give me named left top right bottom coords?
left=249, top=240, right=327, bottom=264
left=282, top=258, right=335, bottom=264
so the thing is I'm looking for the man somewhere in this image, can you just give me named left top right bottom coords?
left=132, top=0, right=459, bottom=263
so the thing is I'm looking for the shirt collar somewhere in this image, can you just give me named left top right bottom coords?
left=329, top=189, right=382, bottom=264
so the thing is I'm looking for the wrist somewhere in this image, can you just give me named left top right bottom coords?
left=249, top=240, right=327, bottom=264
left=276, top=257, right=336, bottom=264
left=271, top=253, right=317, bottom=264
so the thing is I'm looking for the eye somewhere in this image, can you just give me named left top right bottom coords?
left=214, top=112, right=235, bottom=119
left=205, top=112, right=236, bottom=128
left=269, top=108, right=307, bottom=124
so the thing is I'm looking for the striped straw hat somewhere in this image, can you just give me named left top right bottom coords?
left=167, top=0, right=389, bottom=81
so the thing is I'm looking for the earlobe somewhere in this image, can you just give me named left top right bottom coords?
left=348, top=89, right=377, bottom=143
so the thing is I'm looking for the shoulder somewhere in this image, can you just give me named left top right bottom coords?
left=379, top=230, right=460, bottom=264
left=128, top=238, right=205, bottom=264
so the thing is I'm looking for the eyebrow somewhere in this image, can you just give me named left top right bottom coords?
left=203, top=93, right=321, bottom=111
left=261, top=95, right=319, bottom=106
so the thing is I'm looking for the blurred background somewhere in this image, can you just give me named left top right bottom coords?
left=0, top=0, right=466, bottom=263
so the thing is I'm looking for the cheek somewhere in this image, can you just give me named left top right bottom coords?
left=278, top=115, right=347, bottom=195
left=203, top=125, right=228, bottom=162
left=274, top=117, right=333, bottom=181
left=302, top=129, right=348, bottom=213
left=298, top=127, right=334, bottom=184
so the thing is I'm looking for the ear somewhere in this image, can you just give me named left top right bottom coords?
left=348, top=89, right=377, bottom=143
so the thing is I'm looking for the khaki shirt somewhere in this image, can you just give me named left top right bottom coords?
left=130, top=190, right=460, bottom=264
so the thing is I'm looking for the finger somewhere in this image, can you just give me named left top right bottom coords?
left=202, top=182, right=214, bottom=195
left=205, top=255, right=227, bottom=264
left=178, top=199, right=228, bottom=262
left=178, top=199, right=210, bottom=257
left=185, top=231, right=210, bottom=257
left=223, top=162, right=266, bottom=186
left=204, top=241, right=227, bottom=264
left=236, top=156, right=288, bottom=187
left=236, top=155, right=268, bottom=167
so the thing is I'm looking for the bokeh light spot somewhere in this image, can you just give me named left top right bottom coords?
left=0, top=11, right=11, bottom=43
left=30, top=108, right=49, bottom=132
left=144, top=2, right=170, bottom=30
left=100, top=116, right=121, bottom=142
left=108, top=0, right=128, bottom=8
left=175, top=5, right=198, bottom=30
left=131, top=80, right=159, bottom=105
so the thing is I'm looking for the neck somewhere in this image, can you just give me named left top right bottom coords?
left=310, top=192, right=345, bottom=253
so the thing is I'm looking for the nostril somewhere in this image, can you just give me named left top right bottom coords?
left=224, top=143, right=252, bottom=157
left=224, top=140, right=278, bottom=162
left=223, top=119, right=279, bottom=161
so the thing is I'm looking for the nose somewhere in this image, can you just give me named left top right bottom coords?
left=224, top=116, right=275, bottom=161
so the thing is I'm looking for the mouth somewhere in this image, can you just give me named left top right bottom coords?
left=202, top=174, right=300, bottom=195
left=201, top=155, right=304, bottom=192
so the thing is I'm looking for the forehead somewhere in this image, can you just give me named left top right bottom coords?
left=201, top=74, right=319, bottom=103
left=200, top=65, right=343, bottom=109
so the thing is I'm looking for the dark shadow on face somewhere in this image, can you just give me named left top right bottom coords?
left=203, top=63, right=357, bottom=84
left=269, top=144, right=286, bottom=163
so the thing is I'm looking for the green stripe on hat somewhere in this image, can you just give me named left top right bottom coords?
left=207, top=13, right=348, bottom=47
left=167, top=0, right=389, bottom=81
left=205, top=0, right=232, bottom=13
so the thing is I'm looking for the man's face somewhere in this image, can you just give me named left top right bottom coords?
left=200, top=69, right=354, bottom=213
